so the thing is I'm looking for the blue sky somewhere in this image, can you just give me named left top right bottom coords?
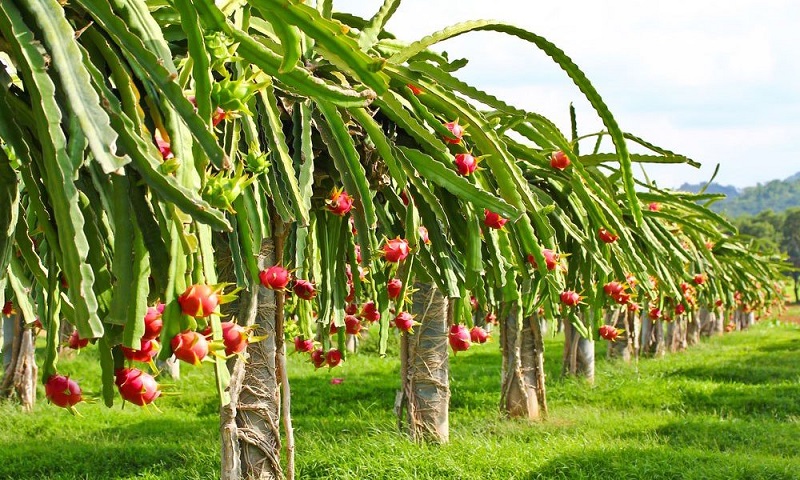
left=335, top=0, right=800, bottom=188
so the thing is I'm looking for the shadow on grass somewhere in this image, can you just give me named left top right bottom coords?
left=668, top=350, right=800, bottom=385
left=526, top=445, right=799, bottom=480
left=653, top=418, right=800, bottom=458
left=291, top=370, right=399, bottom=415
left=681, top=383, right=800, bottom=419
left=0, top=417, right=219, bottom=480
left=291, top=349, right=510, bottom=419
left=756, top=337, right=800, bottom=353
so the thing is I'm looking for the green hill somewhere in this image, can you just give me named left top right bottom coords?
left=678, top=173, right=800, bottom=217
left=677, top=181, right=741, bottom=201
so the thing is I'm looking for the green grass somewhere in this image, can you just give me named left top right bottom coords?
left=1, top=314, right=799, bottom=480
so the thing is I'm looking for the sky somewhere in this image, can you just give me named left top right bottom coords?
left=334, top=0, right=800, bottom=189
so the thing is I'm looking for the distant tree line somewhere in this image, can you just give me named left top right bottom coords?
left=681, top=173, right=800, bottom=217
left=733, top=208, right=800, bottom=301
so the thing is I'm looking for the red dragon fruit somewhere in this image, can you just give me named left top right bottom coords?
left=393, top=312, right=416, bottom=332
left=484, top=210, right=508, bottom=230
left=294, top=336, right=315, bottom=353
left=170, top=331, right=209, bottom=366
left=407, top=84, right=423, bottom=95
left=387, top=278, right=403, bottom=299
left=293, top=279, right=317, bottom=300
left=527, top=249, right=560, bottom=271
left=122, top=339, right=160, bottom=363
left=310, top=348, right=326, bottom=369
left=68, top=330, right=89, bottom=350
left=259, top=266, right=291, bottom=290
left=361, top=301, right=381, bottom=323
left=550, top=150, right=570, bottom=170
left=469, top=326, right=489, bottom=344
left=597, top=228, right=619, bottom=244
left=45, top=375, right=82, bottom=409
left=598, top=325, right=619, bottom=341
left=382, top=237, right=410, bottom=263
left=560, top=291, right=582, bottom=307
left=325, top=189, right=354, bottom=216
left=142, top=304, right=164, bottom=341
left=178, top=284, right=220, bottom=318
left=220, top=322, right=249, bottom=356
left=326, top=349, right=343, bottom=368
left=454, top=153, right=478, bottom=176
left=448, top=324, right=471, bottom=354
left=115, top=368, right=160, bottom=406
left=345, top=315, right=362, bottom=336
left=442, top=120, right=465, bottom=144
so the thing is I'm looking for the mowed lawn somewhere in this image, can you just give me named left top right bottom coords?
left=1, top=311, right=798, bottom=480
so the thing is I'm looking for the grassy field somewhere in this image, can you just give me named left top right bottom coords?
left=1, top=310, right=798, bottom=480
